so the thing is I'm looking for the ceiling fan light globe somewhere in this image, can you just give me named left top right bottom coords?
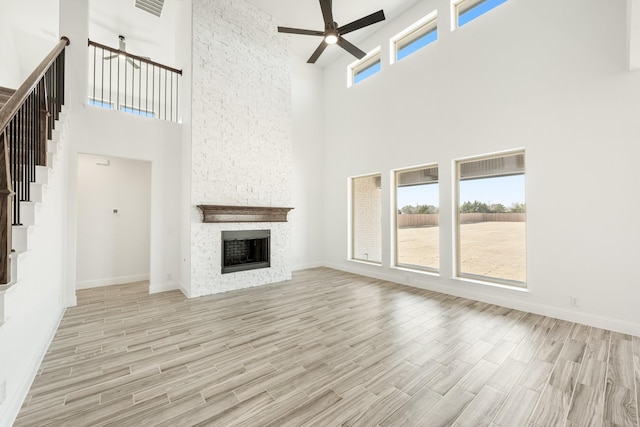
left=325, top=34, right=338, bottom=44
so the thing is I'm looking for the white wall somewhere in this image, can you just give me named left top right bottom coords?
left=76, top=154, right=151, bottom=288
left=65, top=107, right=183, bottom=296
left=291, top=60, right=325, bottom=270
left=0, top=113, right=69, bottom=427
left=322, top=0, right=640, bottom=335
left=0, top=0, right=59, bottom=88
left=59, top=0, right=183, bottom=298
left=0, top=0, right=21, bottom=88
left=176, top=0, right=193, bottom=297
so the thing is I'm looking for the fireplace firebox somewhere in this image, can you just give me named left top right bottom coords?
left=221, top=230, right=270, bottom=274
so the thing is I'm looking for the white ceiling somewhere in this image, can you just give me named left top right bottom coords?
left=246, top=0, right=423, bottom=66
left=89, top=0, right=178, bottom=66
left=87, top=0, right=423, bottom=68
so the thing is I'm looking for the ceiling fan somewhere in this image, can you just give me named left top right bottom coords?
left=104, top=35, right=149, bottom=69
left=278, top=0, right=385, bottom=64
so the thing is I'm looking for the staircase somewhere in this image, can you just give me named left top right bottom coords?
left=0, top=87, right=15, bottom=109
left=11, top=110, right=68, bottom=262
left=0, top=102, right=68, bottom=324
left=0, top=37, right=69, bottom=324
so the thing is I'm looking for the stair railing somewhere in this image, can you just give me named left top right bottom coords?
left=0, top=36, right=70, bottom=284
left=88, top=40, right=182, bottom=122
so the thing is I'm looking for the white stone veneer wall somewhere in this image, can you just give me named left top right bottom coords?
left=190, top=0, right=292, bottom=296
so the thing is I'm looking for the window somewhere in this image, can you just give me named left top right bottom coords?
left=88, top=98, right=114, bottom=109
left=391, top=11, right=438, bottom=64
left=395, top=165, right=439, bottom=272
left=351, top=174, right=382, bottom=263
left=347, top=47, right=381, bottom=87
left=456, top=151, right=526, bottom=286
left=454, top=0, right=508, bottom=28
left=119, top=105, right=155, bottom=118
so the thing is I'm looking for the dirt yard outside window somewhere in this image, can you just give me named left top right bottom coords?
left=398, top=222, right=526, bottom=283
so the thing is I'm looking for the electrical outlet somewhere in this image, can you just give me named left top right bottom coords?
left=167, top=273, right=173, bottom=280
left=0, top=380, right=6, bottom=407
left=569, top=296, right=580, bottom=307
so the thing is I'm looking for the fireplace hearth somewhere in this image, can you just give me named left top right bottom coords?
left=221, top=230, right=270, bottom=274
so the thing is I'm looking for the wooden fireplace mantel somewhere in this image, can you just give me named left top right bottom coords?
left=197, top=205, right=294, bottom=223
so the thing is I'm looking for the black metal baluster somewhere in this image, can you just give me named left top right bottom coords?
left=109, top=48, right=113, bottom=106
left=170, top=70, right=173, bottom=121
left=124, top=55, right=127, bottom=112
left=138, top=59, right=142, bottom=115
left=58, top=55, right=62, bottom=116
left=176, top=71, right=179, bottom=122
left=30, top=91, right=35, bottom=197
left=22, top=103, right=27, bottom=204
left=27, top=94, right=32, bottom=200
left=152, top=65, right=155, bottom=118
left=46, top=68, right=53, bottom=140
left=10, top=119, right=17, bottom=225
left=93, top=44, right=96, bottom=104
left=145, top=62, right=149, bottom=116
left=117, top=48, right=120, bottom=109
left=37, top=81, right=42, bottom=166
left=130, top=57, right=134, bottom=111
left=53, top=59, right=57, bottom=116
left=60, top=49, right=65, bottom=106
left=18, top=106, right=24, bottom=209
left=101, top=47, right=105, bottom=104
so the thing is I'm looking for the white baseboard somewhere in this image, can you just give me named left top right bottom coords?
left=76, top=274, right=150, bottom=290
left=3, top=306, right=65, bottom=427
left=178, top=282, right=191, bottom=298
left=292, top=261, right=325, bottom=271
left=149, top=281, right=180, bottom=294
left=324, top=262, right=640, bottom=337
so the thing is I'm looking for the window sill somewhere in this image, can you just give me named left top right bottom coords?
left=391, top=266, right=440, bottom=278
left=348, top=258, right=382, bottom=267
left=453, top=276, right=529, bottom=293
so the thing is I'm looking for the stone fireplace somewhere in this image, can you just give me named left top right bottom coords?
left=190, top=205, right=293, bottom=297
left=189, top=0, right=292, bottom=297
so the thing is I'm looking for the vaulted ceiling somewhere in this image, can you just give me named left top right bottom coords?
left=246, top=0, right=423, bottom=66
left=89, top=0, right=423, bottom=68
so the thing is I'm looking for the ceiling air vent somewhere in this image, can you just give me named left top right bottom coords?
left=135, top=0, right=164, bottom=17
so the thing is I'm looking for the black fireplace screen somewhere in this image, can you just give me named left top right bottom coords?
left=221, top=230, right=270, bottom=274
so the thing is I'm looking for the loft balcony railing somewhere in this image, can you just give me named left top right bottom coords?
left=88, top=40, right=182, bottom=122
left=0, top=37, right=69, bottom=284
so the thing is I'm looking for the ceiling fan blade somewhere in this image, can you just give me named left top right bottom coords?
left=307, top=41, right=328, bottom=64
left=338, top=10, right=386, bottom=35
left=277, top=26, right=324, bottom=36
left=104, top=54, right=119, bottom=60
left=319, top=0, right=334, bottom=26
left=337, top=37, right=366, bottom=59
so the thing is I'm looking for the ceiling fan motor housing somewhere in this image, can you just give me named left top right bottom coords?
left=277, top=0, right=385, bottom=63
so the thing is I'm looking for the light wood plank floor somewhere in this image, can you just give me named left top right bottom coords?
left=15, top=268, right=640, bottom=426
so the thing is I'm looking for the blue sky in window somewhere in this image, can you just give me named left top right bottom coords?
left=89, top=99, right=113, bottom=109
left=354, top=61, right=381, bottom=84
left=398, top=183, right=439, bottom=208
left=120, top=106, right=154, bottom=118
left=397, top=29, right=437, bottom=61
left=397, top=174, right=524, bottom=207
left=459, top=0, right=508, bottom=27
left=459, top=174, right=525, bottom=206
